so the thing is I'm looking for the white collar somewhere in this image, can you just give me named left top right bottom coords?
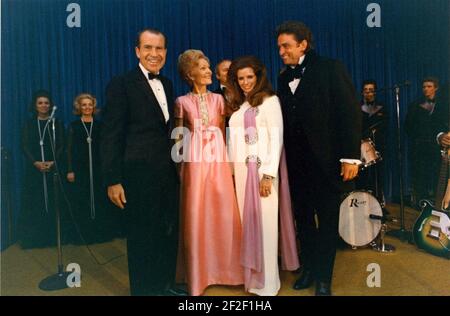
left=139, top=63, right=160, bottom=79
left=290, top=55, right=306, bottom=69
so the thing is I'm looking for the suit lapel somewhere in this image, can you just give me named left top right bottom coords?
left=284, top=51, right=317, bottom=98
left=133, top=68, right=167, bottom=125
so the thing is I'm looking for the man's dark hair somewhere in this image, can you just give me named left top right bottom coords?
left=422, top=76, right=439, bottom=88
left=276, top=21, right=315, bottom=52
left=135, top=28, right=167, bottom=49
left=362, top=79, right=377, bottom=91
left=215, top=59, right=232, bottom=75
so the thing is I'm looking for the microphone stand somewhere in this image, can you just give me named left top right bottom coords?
left=39, top=112, right=70, bottom=291
left=385, top=83, right=413, bottom=243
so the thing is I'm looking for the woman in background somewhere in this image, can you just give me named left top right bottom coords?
left=20, top=90, right=65, bottom=248
left=66, top=93, right=119, bottom=244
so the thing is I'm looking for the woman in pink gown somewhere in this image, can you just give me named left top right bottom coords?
left=174, top=49, right=243, bottom=296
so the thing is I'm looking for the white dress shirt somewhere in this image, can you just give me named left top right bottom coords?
left=288, top=55, right=305, bottom=94
left=139, top=63, right=170, bottom=123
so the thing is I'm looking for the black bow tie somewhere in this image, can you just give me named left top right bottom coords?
left=287, top=64, right=305, bottom=80
left=148, top=72, right=161, bottom=80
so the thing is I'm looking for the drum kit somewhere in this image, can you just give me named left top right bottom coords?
left=339, top=123, right=396, bottom=253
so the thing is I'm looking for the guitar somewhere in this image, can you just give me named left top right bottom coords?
left=413, top=97, right=450, bottom=259
left=413, top=145, right=450, bottom=259
left=413, top=200, right=450, bottom=259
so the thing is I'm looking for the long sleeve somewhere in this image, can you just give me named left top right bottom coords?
left=21, top=120, right=36, bottom=163
left=330, top=61, right=362, bottom=160
left=66, top=123, right=74, bottom=172
left=260, top=96, right=284, bottom=178
left=433, top=93, right=449, bottom=142
left=55, top=120, right=65, bottom=161
left=100, top=75, right=128, bottom=186
left=404, top=101, right=418, bottom=138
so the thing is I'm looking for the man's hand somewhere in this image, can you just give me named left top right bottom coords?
left=33, top=161, right=54, bottom=172
left=438, top=132, right=450, bottom=147
left=340, top=163, right=359, bottom=181
left=107, top=183, right=127, bottom=209
left=67, top=172, right=75, bottom=182
left=442, top=180, right=450, bottom=210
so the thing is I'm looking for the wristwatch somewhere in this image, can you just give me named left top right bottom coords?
left=262, top=174, right=274, bottom=181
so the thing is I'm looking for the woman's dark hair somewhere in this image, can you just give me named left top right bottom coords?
left=29, top=89, right=54, bottom=114
left=226, top=56, right=275, bottom=111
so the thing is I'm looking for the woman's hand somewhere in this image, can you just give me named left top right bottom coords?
left=259, top=175, right=273, bottom=197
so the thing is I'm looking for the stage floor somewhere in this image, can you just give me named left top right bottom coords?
left=1, top=204, right=449, bottom=296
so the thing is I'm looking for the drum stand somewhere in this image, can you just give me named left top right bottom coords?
left=371, top=223, right=396, bottom=252
left=369, top=129, right=396, bottom=253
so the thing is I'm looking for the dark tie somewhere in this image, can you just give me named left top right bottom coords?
left=287, top=64, right=304, bottom=81
left=148, top=72, right=161, bottom=80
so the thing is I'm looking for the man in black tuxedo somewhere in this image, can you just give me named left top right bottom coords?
left=213, top=59, right=231, bottom=96
left=213, top=59, right=232, bottom=127
left=276, top=21, right=361, bottom=296
left=101, top=29, right=181, bottom=296
left=435, top=84, right=450, bottom=209
left=357, top=80, right=388, bottom=203
left=405, top=77, right=448, bottom=207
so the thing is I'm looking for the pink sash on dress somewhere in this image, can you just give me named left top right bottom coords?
left=240, top=107, right=299, bottom=291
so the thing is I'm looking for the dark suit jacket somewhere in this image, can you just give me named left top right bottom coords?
left=100, top=67, right=178, bottom=187
left=277, top=51, right=362, bottom=192
left=213, top=86, right=225, bottom=96
left=360, top=101, right=388, bottom=155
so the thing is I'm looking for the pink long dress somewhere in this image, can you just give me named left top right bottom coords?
left=175, top=92, right=244, bottom=296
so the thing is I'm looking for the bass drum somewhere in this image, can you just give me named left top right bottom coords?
left=339, top=191, right=383, bottom=247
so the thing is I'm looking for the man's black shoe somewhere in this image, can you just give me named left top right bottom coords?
left=315, top=281, right=331, bottom=296
left=293, top=270, right=314, bottom=290
left=164, top=287, right=189, bottom=296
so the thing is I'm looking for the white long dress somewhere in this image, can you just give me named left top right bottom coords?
left=228, top=95, right=284, bottom=296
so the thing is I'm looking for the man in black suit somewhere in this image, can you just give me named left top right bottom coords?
left=101, top=29, right=181, bottom=296
left=405, top=77, right=447, bottom=207
left=435, top=84, right=450, bottom=209
left=213, top=59, right=231, bottom=96
left=276, top=21, right=362, bottom=296
left=213, top=59, right=232, bottom=127
left=357, top=80, right=388, bottom=203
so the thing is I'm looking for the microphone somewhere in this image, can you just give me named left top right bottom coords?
left=394, top=80, right=411, bottom=88
left=50, top=106, right=57, bottom=143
